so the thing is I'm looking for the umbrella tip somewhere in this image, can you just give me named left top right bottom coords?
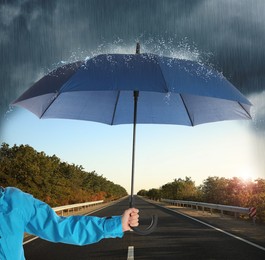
left=136, top=42, right=140, bottom=54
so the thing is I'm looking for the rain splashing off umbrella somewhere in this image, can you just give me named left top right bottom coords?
left=12, top=43, right=252, bottom=235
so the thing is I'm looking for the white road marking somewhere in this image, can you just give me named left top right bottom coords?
left=156, top=203, right=265, bottom=252
left=127, top=246, right=134, bottom=260
left=23, top=236, right=39, bottom=245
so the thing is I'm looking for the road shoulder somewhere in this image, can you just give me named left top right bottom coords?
left=146, top=198, right=265, bottom=247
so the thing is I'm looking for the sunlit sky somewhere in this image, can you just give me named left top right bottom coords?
left=2, top=104, right=262, bottom=194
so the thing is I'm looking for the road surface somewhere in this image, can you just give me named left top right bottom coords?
left=24, top=196, right=265, bottom=259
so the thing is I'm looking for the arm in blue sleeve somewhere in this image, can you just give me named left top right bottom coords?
left=25, top=198, right=124, bottom=245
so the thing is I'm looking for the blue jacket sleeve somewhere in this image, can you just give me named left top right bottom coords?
left=24, top=197, right=124, bottom=245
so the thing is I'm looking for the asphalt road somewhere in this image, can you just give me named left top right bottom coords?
left=24, top=196, right=265, bottom=259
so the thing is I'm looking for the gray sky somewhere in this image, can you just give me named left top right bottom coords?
left=1, top=0, right=265, bottom=124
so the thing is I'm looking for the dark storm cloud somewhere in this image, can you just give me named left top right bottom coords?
left=1, top=0, right=265, bottom=135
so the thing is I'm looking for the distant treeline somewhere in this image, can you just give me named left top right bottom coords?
left=0, top=143, right=127, bottom=206
left=138, top=176, right=265, bottom=223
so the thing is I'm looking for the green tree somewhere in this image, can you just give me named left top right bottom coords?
left=0, top=143, right=127, bottom=206
left=147, top=188, right=161, bottom=201
left=160, top=177, right=197, bottom=200
left=200, top=176, right=229, bottom=204
left=137, top=189, right=148, bottom=196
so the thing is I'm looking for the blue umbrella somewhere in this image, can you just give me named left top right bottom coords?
left=12, top=43, right=252, bottom=234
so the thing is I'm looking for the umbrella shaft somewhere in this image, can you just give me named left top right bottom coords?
left=130, top=90, right=139, bottom=208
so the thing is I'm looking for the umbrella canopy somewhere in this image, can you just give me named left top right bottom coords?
left=13, top=53, right=251, bottom=126
left=12, top=44, right=252, bottom=234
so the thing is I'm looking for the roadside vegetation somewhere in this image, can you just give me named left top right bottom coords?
left=137, top=176, right=265, bottom=223
left=0, top=143, right=127, bottom=206
left=1, top=143, right=264, bottom=223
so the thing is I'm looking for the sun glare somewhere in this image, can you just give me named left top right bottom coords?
left=237, top=166, right=255, bottom=182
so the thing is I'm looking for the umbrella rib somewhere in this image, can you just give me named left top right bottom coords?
left=155, top=57, right=169, bottom=92
left=111, top=91, right=120, bottom=125
left=39, top=92, right=60, bottom=118
left=237, top=102, right=252, bottom=119
left=179, top=94, right=194, bottom=126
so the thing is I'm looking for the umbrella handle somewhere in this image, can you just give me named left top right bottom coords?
left=129, top=196, right=158, bottom=235
left=130, top=214, right=158, bottom=235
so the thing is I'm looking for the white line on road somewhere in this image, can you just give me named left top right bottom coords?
left=127, top=246, right=134, bottom=260
left=156, top=203, right=265, bottom=252
left=23, top=236, right=39, bottom=245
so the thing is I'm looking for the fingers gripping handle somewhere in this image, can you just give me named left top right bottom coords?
left=129, top=197, right=158, bottom=235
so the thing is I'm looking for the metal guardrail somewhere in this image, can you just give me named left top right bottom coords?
left=161, top=199, right=255, bottom=220
left=53, top=200, right=104, bottom=216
